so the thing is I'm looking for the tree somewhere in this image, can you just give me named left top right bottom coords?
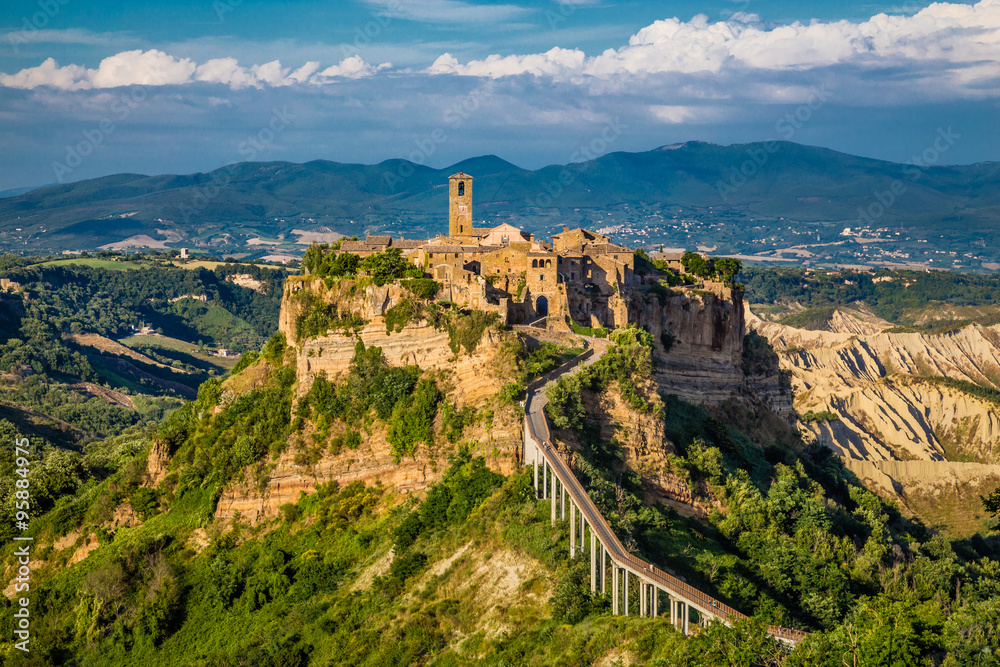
left=715, top=257, right=743, bottom=283
left=359, top=248, right=421, bottom=285
left=982, top=486, right=1000, bottom=525
left=682, top=251, right=712, bottom=278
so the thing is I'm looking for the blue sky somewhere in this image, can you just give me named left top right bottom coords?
left=1, top=0, right=997, bottom=191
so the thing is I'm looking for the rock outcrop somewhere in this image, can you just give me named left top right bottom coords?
left=749, top=307, right=1000, bottom=465
left=632, top=284, right=747, bottom=405
left=213, top=278, right=525, bottom=524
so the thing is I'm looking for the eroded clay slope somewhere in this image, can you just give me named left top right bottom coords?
left=748, top=307, right=1000, bottom=465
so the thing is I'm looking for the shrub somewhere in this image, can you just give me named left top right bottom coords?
left=401, top=278, right=440, bottom=300
left=387, top=379, right=442, bottom=461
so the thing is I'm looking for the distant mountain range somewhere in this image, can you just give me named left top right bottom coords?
left=1, top=141, right=998, bottom=255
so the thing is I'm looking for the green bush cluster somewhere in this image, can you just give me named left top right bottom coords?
left=546, top=325, right=655, bottom=432
left=297, top=342, right=447, bottom=461
left=292, top=290, right=367, bottom=342
left=800, top=410, right=839, bottom=423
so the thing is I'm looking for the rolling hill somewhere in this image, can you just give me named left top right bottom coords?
left=1, top=142, right=999, bottom=266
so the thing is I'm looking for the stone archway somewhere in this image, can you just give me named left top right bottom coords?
left=536, top=295, right=548, bottom=317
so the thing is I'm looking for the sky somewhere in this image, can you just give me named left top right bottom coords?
left=0, top=0, right=998, bottom=191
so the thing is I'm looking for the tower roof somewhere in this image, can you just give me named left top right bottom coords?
left=449, top=172, right=473, bottom=180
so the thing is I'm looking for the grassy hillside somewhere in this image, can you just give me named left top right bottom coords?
left=0, top=253, right=286, bottom=447
left=2, top=328, right=998, bottom=665
left=1, top=143, right=998, bottom=268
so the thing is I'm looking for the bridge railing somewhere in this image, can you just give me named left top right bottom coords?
left=524, top=357, right=809, bottom=644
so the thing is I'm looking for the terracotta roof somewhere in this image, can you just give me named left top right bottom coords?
left=365, top=235, right=391, bottom=245
left=393, top=239, right=425, bottom=249
left=339, top=241, right=370, bottom=252
left=426, top=245, right=462, bottom=253
left=449, top=172, right=473, bottom=179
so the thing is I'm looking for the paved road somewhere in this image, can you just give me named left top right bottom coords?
left=522, top=334, right=807, bottom=644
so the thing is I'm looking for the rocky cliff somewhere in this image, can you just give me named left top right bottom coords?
left=209, top=278, right=526, bottom=524
left=632, top=284, right=746, bottom=405
left=750, top=308, right=1000, bottom=464
left=749, top=307, right=1000, bottom=534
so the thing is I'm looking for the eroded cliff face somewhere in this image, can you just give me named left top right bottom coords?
left=631, top=285, right=747, bottom=406
left=210, top=279, right=524, bottom=524
left=215, top=403, right=525, bottom=524
left=749, top=308, right=1000, bottom=465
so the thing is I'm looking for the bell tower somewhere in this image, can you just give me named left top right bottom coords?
left=448, top=172, right=473, bottom=237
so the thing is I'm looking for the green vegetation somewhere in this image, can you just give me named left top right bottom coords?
left=742, top=330, right=780, bottom=376
left=570, top=322, right=609, bottom=338
left=4, top=309, right=1000, bottom=666
left=921, top=375, right=1000, bottom=407
left=292, top=289, right=367, bottom=342
left=547, top=325, right=657, bottom=431
left=400, top=278, right=440, bottom=301
left=303, top=246, right=424, bottom=286
left=800, top=410, right=839, bottom=423
left=744, top=266, right=1000, bottom=328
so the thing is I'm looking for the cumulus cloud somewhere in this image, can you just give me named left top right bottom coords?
left=0, top=50, right=389, bottom=90
left=314, top=56, right=391, bottom=81
left=428, top=47, right=586, bottom=78
left=3, top=0, right=1000, bottom=103
left=428, top=0, right=1000, bottom=98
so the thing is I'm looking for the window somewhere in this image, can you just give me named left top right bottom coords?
left=539, top=274, right=544, bottom=281
left=571, top=272, right=576, bottom=280
left=545, top=259, right=552, bottom=268
left=458, top=181, right=465, bottom=196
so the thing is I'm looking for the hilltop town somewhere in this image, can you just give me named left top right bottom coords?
left=306, top=172, right=700, bottom=332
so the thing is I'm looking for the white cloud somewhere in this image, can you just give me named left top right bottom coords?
left=4, top=0, right=1000, bottom=103
left=427, top=0, right=1000, bottom=98
left=314, top=56, right=391, bottom=80
left=89, top=49, right=197, bottom=87
left=194, top=57, right=258, bottom=89
left=428, top=47, right=585, bottom=78
left=362, top=0, right=531, bottom=24
left=0, top=50, right=388, bottom=90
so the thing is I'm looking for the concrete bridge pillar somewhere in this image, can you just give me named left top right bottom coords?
left=639, top=580, right=646, bottom=616
left=590, top=533, right=597, bottom=593
left=612, top=565, right=619, bottom=615
left=569, top=500, right=576, bottom=558
left=542, top=459, right=548, bottom=500
left=561, top=484, right=566, bottom=521
left=550, top=475, right=557, bottom=525
left=532, top=454, right=538, bottom=497
left=653, top=587, right=659, bottom=618
left=671, top=600, right=688, bottom=635
left=624, top=571, right=629, bottom=617
left=600, top=545, right=606, bottom=595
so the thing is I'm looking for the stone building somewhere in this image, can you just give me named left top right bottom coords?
left=331, top=172, right=637, bottom=330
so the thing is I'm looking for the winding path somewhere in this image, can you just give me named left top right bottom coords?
left=521, top=335, right=808, bottom=644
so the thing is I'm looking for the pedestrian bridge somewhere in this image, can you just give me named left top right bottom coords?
left=522, top=342, right=808, bottom=645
